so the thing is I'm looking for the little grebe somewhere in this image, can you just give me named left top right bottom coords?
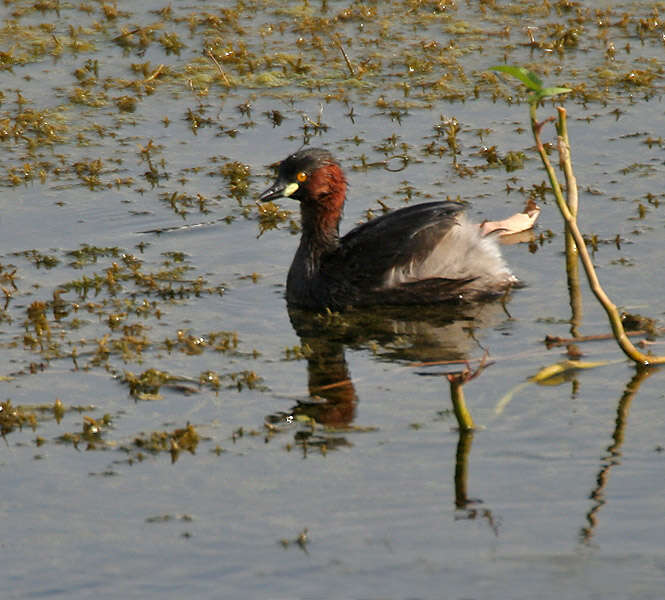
left=260, top=148, right=517, bottom=310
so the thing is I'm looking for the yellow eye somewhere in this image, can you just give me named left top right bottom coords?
left=296, top=171, right=307, bottom=183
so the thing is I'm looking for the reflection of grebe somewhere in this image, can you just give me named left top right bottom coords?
left=260, top=148, right=518, bottom=310
left=268, top=305, right=501, bottom=526
left=282, top=302, right=507, bottom=428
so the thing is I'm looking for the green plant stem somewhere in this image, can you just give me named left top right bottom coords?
left=530, top=104, right=664, bottom=366
left=448, top=376, right=475, bottom=430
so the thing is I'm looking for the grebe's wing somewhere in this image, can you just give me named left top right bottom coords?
left=327, top=201, right=463, bottom=283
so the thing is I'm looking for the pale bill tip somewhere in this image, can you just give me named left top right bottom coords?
left=283, top=182, right=299, bottom=197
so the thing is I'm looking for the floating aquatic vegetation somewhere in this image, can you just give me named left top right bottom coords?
left=12, top=250, right=59, bottom=269
left=122, top=368, right=178, bottom=400
left=66, top=244, right=121, bottom=268
left=0, top=400, right=37, bottom=437
left=256, top=201, right=292, bottom=234
left=218, top=160, right=252, bottom=201
left=130, top=423, right=199, bottom=463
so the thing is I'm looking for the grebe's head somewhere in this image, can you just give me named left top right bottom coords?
left=259, top=148, right=347, bottom=208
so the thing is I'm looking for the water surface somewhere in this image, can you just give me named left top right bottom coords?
left=2, top=1, right=665, bottom=598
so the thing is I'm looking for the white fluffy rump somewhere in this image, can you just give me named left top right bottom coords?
left=383, top=215, right=516, bottom=289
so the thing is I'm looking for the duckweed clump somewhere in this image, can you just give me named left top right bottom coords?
left=131, top=423, right=199, bottom=463
left=256, top=201, right=293, bottom=234
left=67, top=245, right=120, bottom=268
left=0, top=400, right=37, bottom=436
left=56, top=413, right=113, bottom=450
left=13, top=250, right=59, bottom=269
left=122, top=368, right=176, bottom=400
left=219, top=160, right=252, bottom=201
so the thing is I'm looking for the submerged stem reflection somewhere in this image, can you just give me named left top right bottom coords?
left=579, top=366, right=657, bottom=544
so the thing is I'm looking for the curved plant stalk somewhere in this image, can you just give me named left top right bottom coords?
left=535, top=108, right=653, bottom=364
left=492, top=65, right=665, bottom=365
left=530, top=103, right=665, bottom=367
left=445, top=354, right=495, bottom=430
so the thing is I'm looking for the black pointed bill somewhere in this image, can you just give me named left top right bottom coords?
left=260, top=180, right=299, bottom=202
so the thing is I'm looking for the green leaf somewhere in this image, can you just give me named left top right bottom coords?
left=539, top=86, right=572, bottom=98
left=528, top=359, right=611, bottom=384
left=491, top=65, right=543, bottom=91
